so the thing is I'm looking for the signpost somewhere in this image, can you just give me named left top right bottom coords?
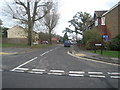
left=95, top=43, right=103, bottom=55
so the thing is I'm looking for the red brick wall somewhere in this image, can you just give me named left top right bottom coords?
left=105, top=4, right=119, bottom=39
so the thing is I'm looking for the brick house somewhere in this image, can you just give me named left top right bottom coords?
left=102, top=2, right=120, bottom=40
left=93, top=11, right=108, bottom=35
left=93, top=2, right=120, bottom=41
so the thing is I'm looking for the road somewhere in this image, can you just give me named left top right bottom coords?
left=2, top=44, right=119, bottom=88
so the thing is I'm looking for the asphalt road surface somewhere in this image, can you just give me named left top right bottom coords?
left=2, top=44, right=120, bottom=88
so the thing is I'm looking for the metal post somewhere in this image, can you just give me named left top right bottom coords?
left=101, top=44, right=103, bottom=55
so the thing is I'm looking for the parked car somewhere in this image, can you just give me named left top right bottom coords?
left=64, top=40, right=71, bottom=47
left=41, top=41, right=49, bottom=44
left=70, top=41, right=77, bottom=45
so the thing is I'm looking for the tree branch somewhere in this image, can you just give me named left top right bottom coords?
left=35, top=11, right=48, bottom=21
left=13, top=16, right=27, bottom=22
left=14, top=0, right=27, bottom=11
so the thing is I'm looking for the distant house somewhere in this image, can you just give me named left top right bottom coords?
left=7, top=25, right=28, bottom=38
left=6, top=25, right=39, bottom=44
left=93, top=2, right=120, bottom=41
left=51, top=37, right=58, bottom=44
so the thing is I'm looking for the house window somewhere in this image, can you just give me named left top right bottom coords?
left=101, top=17, right=105, bottom=25
left=95, top=19, right=98, bottom=26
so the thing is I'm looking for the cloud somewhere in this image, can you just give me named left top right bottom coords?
left=55, top=0, right=119, bottom=36
left=0, top=0, right=119, bottom=36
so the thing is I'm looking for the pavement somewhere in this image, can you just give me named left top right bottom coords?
left=69, top=45, right=120, bottom=65
left=1, top=47, right=39, bottom=55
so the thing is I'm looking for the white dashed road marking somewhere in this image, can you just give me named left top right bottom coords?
left=50, top=70, right=65, bottom=73
left=108, top=72, right=120, bottom=75
left=89, top=75, right=106, bottom=78
left=68, top=71, right=84, bottom=77
left=10, top=67, right=120, bottom=79
left=48, top=69, right=65, bottom=76
left=110, top=76, right=120, bottom=79
left=88, top=72, right=105, bottom=78
left=69, top=74, right=84, bottom=77
left=47, top=72, right=63, bottom=76
left=28, top=71, right=44, bottom=74
left=69, top=71, right=85, bottom=74
left=32, top=69, right=46, bottom=72
left=88, top=72, right=103, bottom=74
left=108, top=72, right=120, bottom=79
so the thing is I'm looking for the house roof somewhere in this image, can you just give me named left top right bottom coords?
left=8, top=25, right=25, bottom=31
left=8, top=25, right=38, bottom=33
left=102, top=1, right=120, bottom=16
left=94, top=10, right=108, bottom=18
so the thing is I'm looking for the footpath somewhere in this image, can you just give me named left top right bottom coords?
left=0, top=47, right=39, bottom=55
left=68, top=45, right=120, bottom=65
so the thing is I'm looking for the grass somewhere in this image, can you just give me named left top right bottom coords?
left=90, top=50, right=119, bottom=58
left=0, top=43, right=51, bottom=48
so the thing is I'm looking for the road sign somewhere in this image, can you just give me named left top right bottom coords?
left=95, top=44, right=102, bottom=46
left=103, top=35, right=108, bottom=41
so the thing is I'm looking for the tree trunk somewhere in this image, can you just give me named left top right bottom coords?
left=49, top=30, right=52, bottom=45
left=27, top=24, right=33, bottom=46
left=27, top=1, right=33, bottom=46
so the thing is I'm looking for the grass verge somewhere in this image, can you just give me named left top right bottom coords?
left=90, top=50, right=119, bottom=58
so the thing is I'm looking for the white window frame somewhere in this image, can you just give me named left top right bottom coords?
left=101, top=17, right=105, bottom=25
left=95, top=19, right=98, bottom=26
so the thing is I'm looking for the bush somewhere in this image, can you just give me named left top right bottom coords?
left=109, top=34, right=120, bottom=51
left=81, top=29, right=102, bottom=50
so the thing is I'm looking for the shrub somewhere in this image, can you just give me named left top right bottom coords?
left=109, top=34, right=120, bottom=51
left=81, top=29, right=102, bottom=50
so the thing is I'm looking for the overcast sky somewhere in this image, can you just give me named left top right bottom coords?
left=0, top=0, right=119, bottom=36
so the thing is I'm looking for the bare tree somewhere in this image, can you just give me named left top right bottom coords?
left=66, top=11, right=93, bottom=41
left=6, top=0, right=53, bottom=46
left=43, top=2, right=59, bottom=44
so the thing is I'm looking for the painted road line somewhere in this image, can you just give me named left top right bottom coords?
left=40, top=47, right=60, bottom=56
left=32, top=69, right=46, bottom=72
left=89, top=75, right=105, bottom=78
left=88, top=72, right=103, bottom=74
left=49, top=49, right=54, bottom=52
left=11, top=57, right=38, bottom=71
left=69, top=71, right=85, bottom=74
left=16, top=68, right=29, bottom=71
left=13, top=69, right=24, bottom=73
left=28, top=71, right=44, bottom=74
left=69, top=74, right=84, bottom=77
left=67, top=51, right=120, bottom=66
left=0, top=52, right=17, bottom=55
left=50, top=70, right=64, bottom=73
left=110, top=76, right=120, bottom=79
left=75, top=53, right=86, bottom=56
left=47, top=72, right=63, bottom=75
left=40, top=51, right=50, bottom=56
left=108, top=72, right=120, bottom=75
